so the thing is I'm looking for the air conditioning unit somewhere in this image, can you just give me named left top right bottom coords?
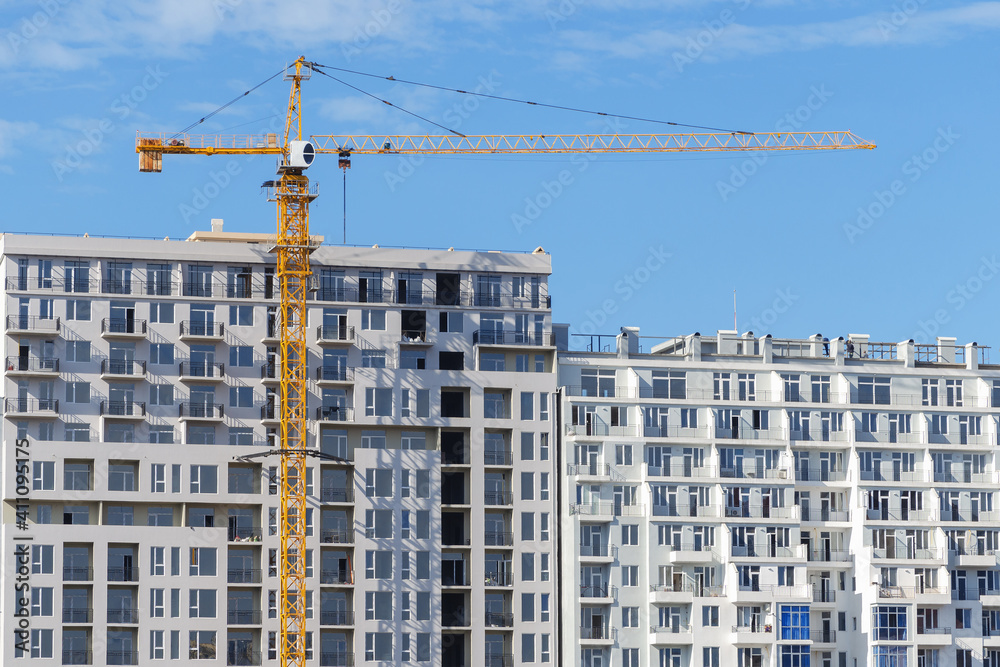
left=777, top=469, right=788, bottom=479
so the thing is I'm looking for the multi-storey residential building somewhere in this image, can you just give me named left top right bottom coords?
left=0, top=226, right=558, bottom=667
left=558, top=327, right=1000, bottom=667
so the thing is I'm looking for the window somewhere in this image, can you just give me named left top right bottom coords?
left=416, top=551, right=430, bottom=579
left=30, top=586, right=53, bottom=616
left=522, top=552, right=535, bottom=581
left=229, top=345, right=252, bottom=367
left=365, top=633, right=392, bottom=661
left=622, top=565, right=638, bottom=586
left=365, top=388, right=392, bottom=417
left=623, top=606, right=639, bottom=627
left=64, top=462, right=91, bottom=490
left=148, top=507, right=173, bottom=526
left=150, top=546, right=165, bottom=575
left=440, top=311, right=463, bottom=332
left=703, top=647, right=720, bottom=667
left=521, top=391, right=534, bottom=420
left=780, top=645, right=810, bottom=667
left=365, top=468, right=393, bottom=497
left=622, top=524, right=638, bottom=545
left=229, top=305, right=253, bottom=326
left=522, top=634, right=535, bottom=663
left=65, top=381, right=90, bottom=403
left=873, top=606, right=907, bottom=640
left=150, top=343, right=173, bottom=365
left=149, top=301, right=174, bottom=322
left=616, top=444, right=633, bottom=466
left=521, top=472, right=534, bottom=500
left=150, top=383, right=174, bottom=406
left=190, top=465, right=218, bottom=493
left=480, top=352, right=505, bottom=371
left=188, top=631, right=216, bottom=660
left=703, top=605, right=720, bottom=626
left=109, top=463, right=136, bottom=491
left=229, top=427, right=253, bottom=446
left=27, top=629, right=52, bottom=658
left=365, top=591, right=393, bottom=621
left=32, top=545, right=53, bottom=574
left=858, top=376, right=891, bottom=404
left=66, top=340, right=90, bottom=362
left=439, top=351, right=463, bottom=370
left=361, top=349, right=387, bottom=368
left=956, top=607, right=971, bottom=629
left=623, top=649, right=640, bottom=667
left=365, top=550, right=392, bottom=579
left=150, top=590, right=165, bottom=618
left=361, top=309, right=386, bottom=330
left=149, top=630, right=164, bottom=660
left=416, top=469, right=431, bottom=499
left=189, top=548, right=217, bottom=576
left=33, top=461, right=54, bottom=490
left=107, top=505, right=133, bottom=525
left=65, top=299, right=91, bottom=320
left=541, top=594, right=550, bottom=622
left=957, top=650, right=973, bottom=667
left=189, top=589, right=217, bottom=617
left=540, top=473, right=549, bottom=501
left=522, top=512, right=534, bottom=541
left=150, top=425, right=174, bottom=443
left=229, top=386, right=253, bottom=408
left=365, top=509, right=393, bottom=539
left=522, top=593, right=535, bottom=622
left=540, top=513, right=550, bottom=541
left=401, top=349, right=426, bottom=369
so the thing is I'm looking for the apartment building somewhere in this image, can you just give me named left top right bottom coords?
left=0, top=228, right=559, bottom=667
left=558, top=327, right=1000, bottom=667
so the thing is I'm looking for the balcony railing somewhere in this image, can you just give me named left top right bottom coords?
left=795, top=468, right=849, bottom=482
left=571, top=502, right=645, bottom=517
left=812, top=588, right=837, bottom=603
left=917, top=626, right=952, bottom=635
left=101, top=318, right=147, bottom=335
left=872, top=547, right=944, bottom=561
left=316, top=325, right=354, bottom=343
left=317, top=366, right=354, bottom=382
left=5, top=315, right=60, bottom=332
left=107, top=651, right=139, bottom=666
left=5, top=356, right=59, bottom=372
left=100, top=359, right=146, bottom=376
left=100, top=401, right=146, bottom=417
left=485, top=611, right=514, bottom=627
left=473, top=330, right=554, bottom=346
left=580, top=625, right=612, bottom=640
left=807, top=550, right=852, bottom=563
left=484, top=570, right=513, bottom=587
left=813, top=631, right=837, bottom=643
left=179, top=320, right=225, bottom=337
left=579, top=543, right=610, bottom=558
left=484, top=531, right=514, bottom=547
left=801, top=509, right=850, bottom=522
left=320, top=487, right=353, bottom=502
left=63, top=608, right=93, bottom=623
left=484, top=491, right=513, bottom=506
left=179, top=361, right=226, bottom=378
left=107, top=566, right=138, bottom=582
left=581, top=584, right=616, bottom=599
left=227, top=649, right=262, bottom=666
left=228, top=569, right=262, bottom=584
left=179, top=402, right=225, bottom=419
left=320, top=610, right=355, bottom=625
left=63, top=566, right=93, bottom=581
left=484, top=450, right=513, bottom=466
left=484, top=654, right=514, bottom=667
left=62, top=650, right=92, bottom=665
left=107, top=608, right=139, bottom=623
left=321, top=529, right=353, bottom=544
left=319, top=652, right=355, bottom=667
left=228, top=527, right=262, bottom=542
left=227, top=609, right=262, bottom=625
left=4, top=397, right=59, bottom=414
left=320, top=569, right=353, bottom=585
left=316, top=406, right=354, bottom=422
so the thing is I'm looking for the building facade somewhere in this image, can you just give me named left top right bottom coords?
left=558, top=328, right=1000, bottom=667
left=0, top=229, right=559, bottom=666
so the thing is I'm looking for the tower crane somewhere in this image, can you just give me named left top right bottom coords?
left=136, top=56, right=874, bottom=667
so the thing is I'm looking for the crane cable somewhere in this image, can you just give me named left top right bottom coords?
left=311, top=67, right=466, bottom=137
left=311, top=62, right=752, bottom=135
left=171, top=67, right=288, bottom=138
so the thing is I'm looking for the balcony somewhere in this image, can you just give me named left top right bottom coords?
left=666, top=544, right=716, bottom=565
left=320, top=652, right=355, bottom=667
left=915, top=627, right=953, bottom=646
left=316, top=406, right=354, bottom=423
left=179, top=402, right=225, bottom=420
left=5, top=315, right=60, bottom=335
left=651, top=504, right=720, bottom=519
left=106, top=608, right=139, bottom=624
left=650, top=625, right=694, bottom=645
left=579, top=624, right=614, bottom=642
left=228, top=569, right=262, bottom=584
left=320, top=486, right=353, bottom=503
left=795, top=467, right=849, bottom=483
left=485, top=611, right=514, bottom=628
left=473, top=330, right=554, bottom=347
left=812, top=630, right=837, bottom=645
left=872, top=547, right=945, bottom=562
left=571, top=502, right=645, bottom=518
left=4, top=356, right=59, bottom=375
left=320, top=569, right=354, bottom=585
left=720, top=466, right=792, bottom=480
left=400, top=330, right=431, bottom=346
left=940, top=509, right=1000, bottom=522
left=260, top=363, right=279, bottom=382
left=179, top=361, right=226, bottom=381
left=646, top=462, right=717, bottom=478
left=732, top=624, right=773, bottom=644
left=579, top=543, right=614, bottom=561
left=581, top=584, right=617, bottom=602
left=484, top=450, right=514, bottom=467
left=484, top=654, right=514, bottom=667
left=107, top=651, right=138, bottom=666
left=100, top=401, right=146, bottom=419
left=100, top=359, right=146, bottom=378
left=320, top=610, right=355, bottom=626
left=228, top=649, right=262, bottom=666
left=100, top=318, right=147, bottom=338
left=63, top=608, right=93, bottom=623
left=316, top=325, right=354, bottom=345
left=484, top=570, right=513, bottom=587
left=812, top=588, right=837, bottom=603
left=179, top=320, right=225, bottom=340
left=228, top=527, right=262, bottom=543
left=107, top=566, right=138, bottom=582
left=485, top=491, right=513, bottom=506
left=227, top=610, right=262, bottom=625
left=913, top=586, right=951, bottom=604
left=182, top=282, right=219, bottom=298
left=723, top=505, right=799, bottom=520
left=735, top=584, right=811, bottom=603
left=801, top=509, right=850, bottom=522
left=63, top=566, right=93, bottom=582
left=566, top=423, right=641, bottom=438
left=321, top=529, right=353, bottom=545
left=649, top=583, right=695, bottom=604
left=4, top=396, right=59, bottom=418
left=317, top=366, right=355, bottom=383
left=934, top=470, right=999, bottom=484
left=484, top=531, right=514, bottom=547
left=731, top=544, right=805, bottom=560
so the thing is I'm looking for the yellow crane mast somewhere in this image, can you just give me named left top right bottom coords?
left=135, top=56, right=874, bottom=667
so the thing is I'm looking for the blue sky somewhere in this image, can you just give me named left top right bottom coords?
left=2, top=0, right=999, bottom=351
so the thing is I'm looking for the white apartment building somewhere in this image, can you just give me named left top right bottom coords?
left=0, top=227, right=559, bottom=667
left=558, top=328, right=1000, bottom=667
